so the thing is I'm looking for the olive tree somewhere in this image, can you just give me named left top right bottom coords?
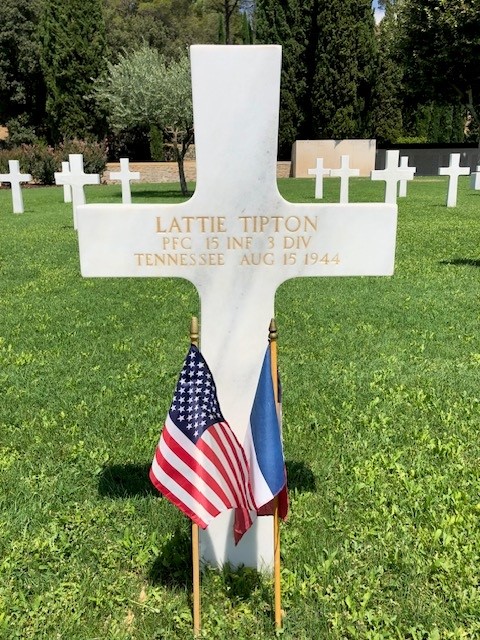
left=94, top=45, right=193, bottom=194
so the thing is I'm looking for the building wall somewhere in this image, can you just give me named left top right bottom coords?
left=291, top=139, right=377, bottom=178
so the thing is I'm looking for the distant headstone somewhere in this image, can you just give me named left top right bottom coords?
left=371, top=150, right=415, bottom=204
left=329, top=155, right=360, bottom=203
left=76, top=45, right=398, bottom=571
left=470, top=165, right=480, bottom=190
left=0, top=160, right=31, bottom=214
left=54, top=154, right=100, bottom=228
left=438, top=153, right=470, bottom=207
left=109, top=158, right=141, bottom=205
left=398, top=156, right=416, bottom=198
left=61, top=161, right=72, bottom=203
left=308, top=158, right=331, bottom=199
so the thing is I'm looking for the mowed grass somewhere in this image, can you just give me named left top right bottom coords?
left=0, top=177, right=479, bottom=639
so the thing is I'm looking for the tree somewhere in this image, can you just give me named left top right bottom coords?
left=255, top=0, right=377, bottom=156
left=255, top=0, right=312, bottom=158
left=40, top=0, right=107, bottom=143
left=94, top=45, right=194, bottom=195
left=207, top=0, right=253, bottom=44
left=0, top=0, right=45, bottom=135
left=369, top=1, right=404, bottom=142
left=311, top=0, right=377, bottom=139
left=399, top=0, right=480, bottom=133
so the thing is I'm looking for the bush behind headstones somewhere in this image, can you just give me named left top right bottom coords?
left=0, top=139, right=107, bottom=185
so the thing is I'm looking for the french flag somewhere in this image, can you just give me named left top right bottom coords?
left=234, top=346, right=288, bottom=543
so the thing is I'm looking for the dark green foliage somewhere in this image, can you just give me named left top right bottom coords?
left=256, top=0, right=377, bottom=156
left=255, top=0, right=312, bottom=158
left=149, top=124, right=164, bottom=162
left=311, top=0, right=377, bottom=139
left=40, top=0, right=107, bottom=143
left=0, top=0, right=46, bottom=132
left=400, top=0, right=480, bottom=133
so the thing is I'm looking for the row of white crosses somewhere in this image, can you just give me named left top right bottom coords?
left=54, top=155, right=141, bottom=228
left=308, top=150, right=477, bottom=207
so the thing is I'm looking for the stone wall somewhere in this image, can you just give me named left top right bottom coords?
left=104, top=160, right=291, bottom=183
left=291, top=139, right=376, bottom=178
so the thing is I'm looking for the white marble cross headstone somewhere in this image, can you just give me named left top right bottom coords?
left=470, top=165, right=480, bottom=190
left=76, top=45, right=397, bottom=571
left=0, top=160, right=32, bottom=214
left=61, top=161, right=72, bottom=203
left=54, top=154, right=100, bottom=229
left=308, top=158, right=331, bottom=199
left=109, top=158, right=141, bottom=205
left=398, top=156, right=416, bottom=198
left=329, top=155, right=360, bottom=203
left=371, top=149, right=415, bottom=204
left=438, top=153, right=470, bottom=207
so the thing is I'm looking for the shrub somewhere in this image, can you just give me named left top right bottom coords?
left=57, top=139, right=108, bottom=175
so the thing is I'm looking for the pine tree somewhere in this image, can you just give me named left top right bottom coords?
left=311, top=0, right=377, bottom=139
left=0, top=0, right=45, bottom=135
left=40, top=0, right=107, bottom=143
left=255, top=0, right=313, bottom=158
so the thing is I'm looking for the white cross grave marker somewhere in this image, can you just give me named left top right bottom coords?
left=329, top=155, right=360, bottom=203
left=54, top=154, right=100, bottom=229
left=61, top=161, right=72, bottom=203
left=109, top=157, right=141, bottom=205
left=470, top=165, right=480, bottom=190
left=76, top=45, right=397, bottom=571
left=398, top=156, right=416, bottom=198
left=371, top=149, right=415, bottom=204
left=0, top=160, right=32, bottom=214
left=308, top=158, right=331, bottom=199
left=438, top=153, right=470, bottom=208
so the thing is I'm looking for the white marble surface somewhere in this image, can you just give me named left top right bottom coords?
left=470, top=166, right=480, bottom=190
left=371, top=150, right=415, bottom=204
left=439, top=153, right=470, bottom=207
left=308, top=157, right=330, bottom=199
left=77, top=45, right=398, bottom=571
left=329, top=154, right=359, bottom=203
left=0, top=160, right=31, bottom=214
left=55, top=154, right=100, bottom=228
left=109, top=157, right=140, bottom=204
left=398, top=156, right=416, bottom=198
left=61, top=161, right=72, bottom=203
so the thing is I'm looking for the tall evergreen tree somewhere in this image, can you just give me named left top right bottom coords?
left=255, top=0, right=312, bottom=158
left=0, top=0, right=45, bottom=133
left=369, top=1, right=403, bottom=142
left=40, top=0, right=107, bottom=142
left=311, top=0, right=377, bottom=139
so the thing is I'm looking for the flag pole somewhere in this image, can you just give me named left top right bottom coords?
left=269, top=318, right=282, bottom=631
left=190, top=316, right=201, bottom=637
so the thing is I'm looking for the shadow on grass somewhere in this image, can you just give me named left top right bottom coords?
left=98, top=463, right=157, bottom=498
left=149, top=527, right=193, bottom=589
left=286, top=459, right=316, bottom=492
left=440, top=258, right=480, bottom=268
left=132, top=189, right=193, bottom=200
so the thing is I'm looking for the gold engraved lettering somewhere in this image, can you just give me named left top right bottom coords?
left=156, top=216, right=227, bottom=234
left=283, top=236, right=312, bottom=250
left=162, top=237, right=192, bottom=250
left=227, top=236, right=252, bottom=250
left=240, top=253, right=274, bottom=266
left=238, top=216, right=318, bottom=233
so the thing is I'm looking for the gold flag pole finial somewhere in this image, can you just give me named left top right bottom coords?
left=190, top=316, right=199, bottom=347
left=190, top=316, right=201, bottom=637
left=269, top=317, right=278, bottom=343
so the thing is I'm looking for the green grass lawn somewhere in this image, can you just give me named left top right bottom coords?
left=0, top=177, right=479, bottom=639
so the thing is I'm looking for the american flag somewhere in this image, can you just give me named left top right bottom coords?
left=149, top=344, right=256, bottom=537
